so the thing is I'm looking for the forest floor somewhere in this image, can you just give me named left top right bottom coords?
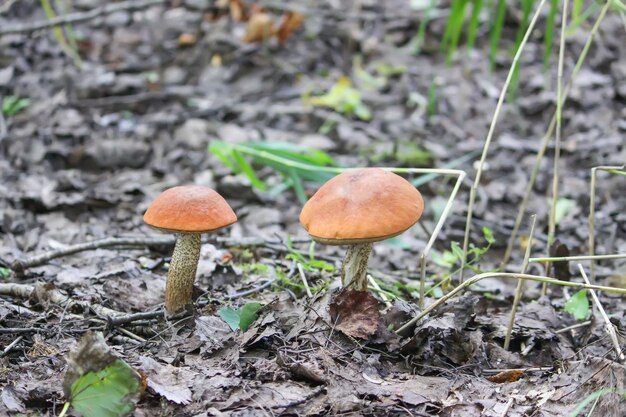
left=0, top=0, right=625, bottom=416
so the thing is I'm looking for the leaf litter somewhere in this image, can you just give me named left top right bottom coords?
left=0, top=0, right=625, bottom=416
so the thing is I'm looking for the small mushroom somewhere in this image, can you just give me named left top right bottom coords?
left=300, top=168, right=424, bottom=291
left=144, top=185, right=237, bottom=315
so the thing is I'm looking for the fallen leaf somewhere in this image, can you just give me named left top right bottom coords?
left=243, top=8, right=274, bottom=43
left=137, top=356, right=195, bottom=405
left=276, top=11, right=304, bottom=43
left=229, top=0, right=247, bottom=21
left=178, top=33, right=197, bottom=46
left=550, top=240, right=571, bottom=280
left=329, top=288, right=380, bottom=339
left=487, top=369, right=525, bottom=383
left=63, top=332, right=144, bottom=417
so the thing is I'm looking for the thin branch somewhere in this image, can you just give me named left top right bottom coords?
left=500, top=2, right=612, bottom=268
left=10, top=236, right=176, bottom=274
left=0, top=0, right=166, bottom=36
left=529, top=253, right=626, bottom=263
left=578, top=264, right=625, bottom=362
left=461, top=0, right=548, bottom=280
left=504, top=214, right=536, bottom=351
left=395, top=272, right=626, bottom=335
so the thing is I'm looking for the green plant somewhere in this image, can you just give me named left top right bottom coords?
left=564, top=289, right=590, bottom=320
left=2, top=96, right=30, bottom=116
left=285, top=240, right=335, bottom=272
left=303, top=76, right=372, bottom=120
left=218, top=302, right=264, bottom=332
left=428, top=226, right=495, bottom=296
left=209, top=141, right=338, bottom=203
left=40, top=0, right=82, bottom=68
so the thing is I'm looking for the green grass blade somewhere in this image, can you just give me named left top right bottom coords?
left=489, top=0, right=507, bottom=71
left=208, top=141, right=239, bottom=173
left=231, top=149, right=267, bottom=191
left=412, top=0, right=438, bottom=55
left=443, top=0, right=469, bottom=63
left=572, top=0, right=582, bottom=20
left=465, top=0, right=484, bottom=52
left=544, top=0, right=559, bottom=70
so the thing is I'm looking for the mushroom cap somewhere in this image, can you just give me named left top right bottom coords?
left=299, top=168, right=424, bottom=245
left=144, top=185, right=237, bottom=233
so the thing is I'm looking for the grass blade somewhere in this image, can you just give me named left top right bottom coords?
left=489, top=0, right=507, bottom=71
left=544, top=0, right=559, bottom=70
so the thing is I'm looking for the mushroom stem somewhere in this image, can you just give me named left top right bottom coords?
left=341, top=243, right=373, bottom=291
left=165, top=233, right=201, bottom=314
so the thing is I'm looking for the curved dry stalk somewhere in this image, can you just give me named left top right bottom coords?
left=529, top=253, right=626, bottom=263
left=461, top=0, right=548, bottom=281
left=504, top=214, right=536, bottom=351
left=500, top=2, right=612, bottom=268
left=578, top=264, right=625, bottom=362
left=589, top=165, right=626, bottom=282
left=395, top=272, right=626, bottom=335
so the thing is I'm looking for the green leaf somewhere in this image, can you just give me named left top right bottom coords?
left=69, top=360, right=141, bottom=417
left=239, top=302, right=263, bottom=332
left=62, top=332, right=142, bottom=417
left=482, top=226, right=495, bottom=245
left=0, top=267, right=10, bottom=279
left=231, top=149, right=267, bottom=191
left=218, top=303, right=264, bottom=332
left=555, top=198, right=576, bottom=225
left=2, top=96, right=31, bottom=116
left=218, top=307, right=241, bottom=331
left=564, top=290, right=590, bottom=320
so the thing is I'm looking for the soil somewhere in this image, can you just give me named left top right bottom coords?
left=0, top=1, right=625, bottom=416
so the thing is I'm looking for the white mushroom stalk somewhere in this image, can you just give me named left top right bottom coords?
left=341, top=242, right=373, bottom=291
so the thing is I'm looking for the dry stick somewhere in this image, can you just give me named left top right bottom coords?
left=500, top=2, right=612, bottom=268
left=367, top=274, right=393, bottom=309
left=504, top=214, right=537, bottom=351
left=10, top=235, right=176, bottom=274
left=529, top=253, right=626, bottom=263
left=461, top=0, right=548, bottom=281
left=395, top=272, right=626, bottom=335
left=542, top=0, right=570, bottom=297
left=589, top=165, right=626, bottom=282
left=0, top=0, right=166, bottom=35
left=419, top=171, right=466, bottom=309
left=297, top=262, right=313, bottom=298
left=0, top=282, right=126, bottom=318
left=578, top=264, right=625, bottom=362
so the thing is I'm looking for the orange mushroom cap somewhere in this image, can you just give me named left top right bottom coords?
left=144, top=185, right=237, bottom=233
left=300, top=168, right=424, bottom=245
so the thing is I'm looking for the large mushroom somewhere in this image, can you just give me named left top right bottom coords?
left=144, top=185, right=237, bottom=315
left=300, top=168, right=424, bottom=291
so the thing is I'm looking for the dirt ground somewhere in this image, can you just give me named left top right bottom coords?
left=0, top=0, right=625, bottom=416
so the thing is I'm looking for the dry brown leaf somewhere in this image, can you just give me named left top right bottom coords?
left=276, top=11, right=304, bottom=43
left=243, top=10, right=274, bottom=43
left=329, top=288, right=380, bottom=339
left=486, top=369, right=525, bottom=383
left=177, top=33, right=197, bottom=46
left=229, top=0, right=247, bottom=21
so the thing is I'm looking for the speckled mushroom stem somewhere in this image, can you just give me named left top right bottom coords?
left=341, top=243, right=374, bottom=291
left=165, top=233, right=201, bottom=315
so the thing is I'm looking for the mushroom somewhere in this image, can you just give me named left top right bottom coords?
left=299, top=168, right=424, bottom=291
left=144, top=185, right=237, bottom=315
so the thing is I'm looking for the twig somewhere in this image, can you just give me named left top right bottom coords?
left=10, top=235, right=176, bottom=274
left=589, top=165, right=625, bottom=282
left=108, top=310, right=165, bottom=326
left=578, top=264, right=625, bottom=363
left=554, top=320, right=592, bottom=334
left=0, top=0, right=166, bottom=36
left=297, top=263, right=313, bottom=298
left=504, top=214, right=536, bottom=351
left=500, top=398, right=514, bottom=417
left=529, top=253, right=626, bottom=263
left=367, top=274, right=392, bottom=309
left=500, top=2, right=612, bottom=268
left=0, top=282, right=126, bottom=318
left=461, top=0, right=548, bottom=280
left=0, top=335, right=23, bottom=357
left=0, top=327, right=51, bottom=334
left=395, top=272, right=626, bottom=335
